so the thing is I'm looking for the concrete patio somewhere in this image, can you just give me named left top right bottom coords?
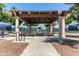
left=20, top=36, right=60, bottom=56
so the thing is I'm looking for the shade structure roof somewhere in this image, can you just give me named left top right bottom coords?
left=11, top=10, right=69, bottom=24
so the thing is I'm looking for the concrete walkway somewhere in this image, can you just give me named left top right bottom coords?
left=20, top=36, right=60, bottom=56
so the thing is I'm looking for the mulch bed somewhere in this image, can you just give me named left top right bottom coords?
left=51, top=39, right=79, bottom=56
left=0, top=40, right=28, bottom=56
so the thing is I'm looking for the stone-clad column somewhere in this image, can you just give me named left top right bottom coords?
left=50, top=24, right=53, bottom=34
left=59, top=16, right=65, bottom=39
left=28, top=24, right=31, bottom=34
left=15, top=17, right=20, bottom=41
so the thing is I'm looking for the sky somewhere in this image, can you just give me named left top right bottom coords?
left=4, top=3, right=71, bottom=11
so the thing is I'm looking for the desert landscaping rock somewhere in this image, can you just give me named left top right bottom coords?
left=0, top=40, right=28, bottom=56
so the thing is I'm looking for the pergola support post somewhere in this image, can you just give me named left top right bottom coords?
left=49, top=23, right=53, bottom=35
left=28, top=24, right=31, bottom=34
left=15, top=17, right=20, bottom=41
left=58, top=16, right=65, bottom=43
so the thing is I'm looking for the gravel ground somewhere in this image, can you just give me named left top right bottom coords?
left=0, top=40, right=28, bottom=56
left=51, top=38, right=79, bottom=56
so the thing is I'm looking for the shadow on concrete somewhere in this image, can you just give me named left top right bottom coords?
left=44, top=37, right=79, bottom=49
left=66, top=35, right=79, bottom=38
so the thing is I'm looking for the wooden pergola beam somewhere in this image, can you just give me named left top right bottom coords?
left=18, top=14, right=58, bottom=18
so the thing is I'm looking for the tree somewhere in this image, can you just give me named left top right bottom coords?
left=1, top=13, right=14, bottom=23
left=0, top=4, right=15, bottom=24
left=0, top=3, right=6, bottom=14
left=10, top=6, right=17, bottom=11
left=69, top=4, right=79, bottom=11
left=65, top=3, right=79, bottom=24
left=0, top=3, right=6, bottom=21
left=65, top=14, right=77, bottom=24
left=44, top=24, right=49, bottom=28
left=9, top=6, right=17, bottom=24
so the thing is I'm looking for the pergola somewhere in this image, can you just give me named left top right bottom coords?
left=10, top=10, right=70, bottom=42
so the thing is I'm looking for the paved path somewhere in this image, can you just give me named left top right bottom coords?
left=20, top=36, right=60, bottom=56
